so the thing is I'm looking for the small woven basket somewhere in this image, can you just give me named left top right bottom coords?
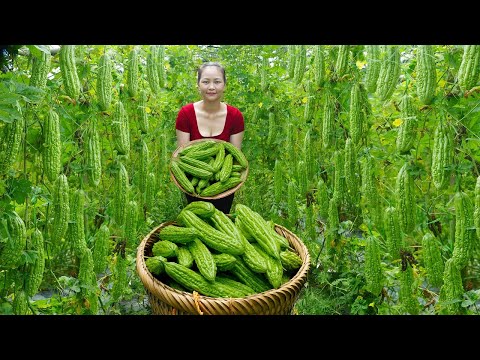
left=136, top=221, right=311, bottom=315
left=170, top=139, right=249, bottom=200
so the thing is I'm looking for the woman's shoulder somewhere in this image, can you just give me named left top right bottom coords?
left=225, top=103, right=243, bottom=116
left=178, top=103, right=195, bottom=115
left=180, top=103, right=195, bottom=111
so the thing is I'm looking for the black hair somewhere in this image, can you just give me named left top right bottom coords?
left=197, top=62, right=226, bottom=84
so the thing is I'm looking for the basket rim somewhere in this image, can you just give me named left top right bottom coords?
left=170, top=139, right=249, bottom=200
left=136, top=220, right=311, bottom=314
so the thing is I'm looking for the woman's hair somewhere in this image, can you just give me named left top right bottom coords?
left=197, top=62, right=226, bottom=84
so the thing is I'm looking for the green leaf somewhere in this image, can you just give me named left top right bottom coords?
left=26, top=45, right=51, bottom=59
left=0, top=104, right=22, bottom=123
left=7, top=178, right=32, bottom=204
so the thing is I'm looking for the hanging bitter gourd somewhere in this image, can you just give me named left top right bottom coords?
left=274, top=159, right=284, bottom=205
left=0, top=211, right=27, bottom=269
left=287, top=45, right=296, bottom=79
left=475, top=175, right=480, bottom=241
left=157, top=45, right=166, bottom=88
left=138, top=139, right=149, bottom=194
left=96, top=52, right=113, bottom=111
left=315, top=177, right=329, bottom=220
left=138, top=89, right=149, bottom=133
left=332, top=150, right=345, bottom=205
left=396, top=94, right=418, bottom=154
left=0, top=112, right=24, bottom=175
left=334, top=45, right=350, bottom=80
left=51, top=174, right=69, bottom=244
left=12, top=289, right=30, bottom=315
left=25, top=228, right=46, bottom=297
left=42, top=109, right=62, bottom=182
left=111, top=101, right=130, bottom=156
left=303, top=129, right=315, bottom=181
left=457, top=45, right=480, bottom=93
left=364, top=45, right=381, bottom=93
left=303, top=80, right=315, bottom=124
left=399, top=262, right=419, bottom=315
left=438, top=258, right=464, bottom=315
left=364, top=235, right=384, bottom=295
left=360, top=156, right=381, bottom=226
left=260, top=56, right=268, bottom=91
left=293, top=45, right=307, bottom=85
left=126, top=48, right=139, bottom=98
left=416, top=45, right=437, bottom=105
left=66, top=189, right=87, bottom=257
left=376, top=45, right=400, bottom=102
left=84, top=120, right=102, bottom=187
left=313, top=45, right=325, bottom=88
left=431, top=117, right=453, bottom=190
left=287, top=181, right=298, bottom=229
left=349, top=82, right=365, bottom=145
left=383, top=206, right=403, bottom=260
left=322, top=91, right=336, bottom=149
left=395, top=163, right=416, bottom=234
left=452, top=191, right=475, bottom=268
left=113, top=162, right=129, bottom=226
left=111, top=251, right=128, bottom=302
left=59, top=45, right=81, bottom=101
left=267, top=112, right=276, bottom=146
left=421, top=232, right=444, bottom=288
left=125, top=200, right=138, bottom=248
left=344, top=137, right=360, bottom=205
left=92, top=224, right=110, bottom=274
left=30, top=49, right=51, bottom=89
left=146, top=46, right=161, bottom=95
left=78, top=247, right=98, bottom=314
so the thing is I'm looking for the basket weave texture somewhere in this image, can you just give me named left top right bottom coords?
left=170, top=139, right=249, bottom=200
left=136, top=221, right=310, bottom=315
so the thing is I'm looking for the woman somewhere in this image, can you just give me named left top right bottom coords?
left=175, top=62, right=245, bottom=213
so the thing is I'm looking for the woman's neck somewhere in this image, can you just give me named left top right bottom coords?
left=199, top=100, right=222, bottom=113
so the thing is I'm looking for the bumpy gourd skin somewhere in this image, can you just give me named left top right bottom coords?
left=416, top=45, right=437, bottom=105
left=474, top=175, right=480, bottom=241
left=452, top=191, right=475, bottom=269
left=384, top=206, right=402, bottom=260
left=85, top=122, right=101, bottom=187
left=188, top=237, right=217, bottom=282
left=457, top=45, right=480, bottom=93
left=0, top=211, right=26, bottom=269
left=376, top=45, right=401, bottom=101
left=30, top=50, right=51, bottom=89
left=126, top=49, right=139, bottom=98
left=177, top=209, right=244, bottom=255
left=421, top=232, right=444, bottom=288
left=439, top=258, right=464, bottom=314
left=396, top=94, right=417, bottom=154
left=96, top=53, right=112, bottom=111
left=51, top=174, right=69, bottom=245
left=0, top=112, right=24, bottom=175
left=364, top=235, right=384, bottom=295
left=111, top=101, right=130, bottom=156
left=431, top=119, right=453, bottom=190
left=25, top=229, right=46, bottom=297
left=395, top=163, right=416, bottom=234
left=365, top=45, right=381, bottom=93
left=59, top=45, right=81, bottom=100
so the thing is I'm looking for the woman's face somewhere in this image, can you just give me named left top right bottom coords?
left=198, top=66, right=225, bottom=102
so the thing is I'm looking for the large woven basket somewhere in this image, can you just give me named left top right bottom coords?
left=136, top=221, right=310, bottom=315
left=170, top=139, right=249, bottom=200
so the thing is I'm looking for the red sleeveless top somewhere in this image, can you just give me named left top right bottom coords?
left=175, top=103, right=244, bottom=141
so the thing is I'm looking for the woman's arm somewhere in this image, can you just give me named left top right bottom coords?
left=176, top=130, right=191, bottom=147
left=230, top=131, right=244, bottom=150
